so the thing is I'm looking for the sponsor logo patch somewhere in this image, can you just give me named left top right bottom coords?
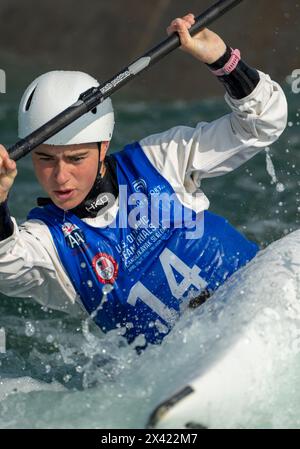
left=132, top=178, right=147, bottom=193
left=86, top=194, right=110, bottom=213
left=62, top=222, right=86, bottom=249
left=92, top=253, right=118, bottom=284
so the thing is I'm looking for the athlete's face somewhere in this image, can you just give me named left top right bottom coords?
left=32, top=142, right=109, bottom=210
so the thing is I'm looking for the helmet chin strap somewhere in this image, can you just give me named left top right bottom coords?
left=69, top=150, right=118, bottom=219
left=97, top=142, right=104, bottom=178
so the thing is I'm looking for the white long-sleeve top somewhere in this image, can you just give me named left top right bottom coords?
left=0, top=71, right=288, bottom=314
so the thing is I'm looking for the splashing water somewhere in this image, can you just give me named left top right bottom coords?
left=0, top=93, right=299, bottom=428
left=265, top=148, right=286, bottom=193
left=0, top=230, right=299, bottom=428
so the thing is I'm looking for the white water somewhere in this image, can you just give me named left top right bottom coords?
left=265, top=148, right=286, bottom=193
left=0, top=230, right=300, bottom=428
left=156, top=229, right=300, bottom=429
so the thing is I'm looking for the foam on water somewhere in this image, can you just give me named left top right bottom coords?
left=155, top=229, right=300, bottom=429
left=0, top=230, right=300, bottom=428
left=0, top=377, right=65, bottom=402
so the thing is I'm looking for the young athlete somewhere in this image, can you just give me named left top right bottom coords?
left=0, top=15, right=287, bottom=345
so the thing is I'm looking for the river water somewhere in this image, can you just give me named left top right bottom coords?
left=0, top=82, right=299, bottom=428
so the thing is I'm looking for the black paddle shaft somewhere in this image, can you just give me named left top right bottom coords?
left=8, top=0, right=244, bottom=161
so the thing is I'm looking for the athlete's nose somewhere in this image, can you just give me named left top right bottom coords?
left=54, top=160, right=71, bottom=185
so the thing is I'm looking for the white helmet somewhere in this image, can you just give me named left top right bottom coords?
left=18, top=70, right=115, bottom=145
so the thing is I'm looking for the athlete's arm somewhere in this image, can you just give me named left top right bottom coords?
left=0, top=145, right=17, bottom=241
left=0, top=213, right=78, bottom=313
left=167, top=14, right=260, bottom=100
left=140, top=15, right=287, bottom=195
left=0, top=145, right=17, bottom=204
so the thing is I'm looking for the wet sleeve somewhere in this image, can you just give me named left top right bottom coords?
left=0, top=217, right=78, bottom=313
left=140, top=71, right=287, bottom=192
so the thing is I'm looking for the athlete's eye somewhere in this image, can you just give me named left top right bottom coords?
left=39, top=156, right=54, bottom=161
left=69, top=156, right=86, bottom=162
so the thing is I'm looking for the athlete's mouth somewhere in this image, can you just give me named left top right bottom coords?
left=53, top=189, right=75, bottom=200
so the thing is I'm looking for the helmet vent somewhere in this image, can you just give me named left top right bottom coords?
left=91, top=107, right=97, bottom=115
left=25, top=87, right=36, bottom=111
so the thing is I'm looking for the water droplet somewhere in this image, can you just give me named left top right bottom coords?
left=102, top=284, right=114, bottom=295
left=87, top=280, right=93, bottom=288
left=63, top=374, right=72, bottom=383
left=25, top=321, right=35, bottom=337
left=276, top=183, right=285, bottom=192
left=265, top=151, right=277, bottom=184
left=76, top=365, right=84, bottom=373
left=80, top=262, right=86, bottom=268
left=46, top=334, right=54, bottom=343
